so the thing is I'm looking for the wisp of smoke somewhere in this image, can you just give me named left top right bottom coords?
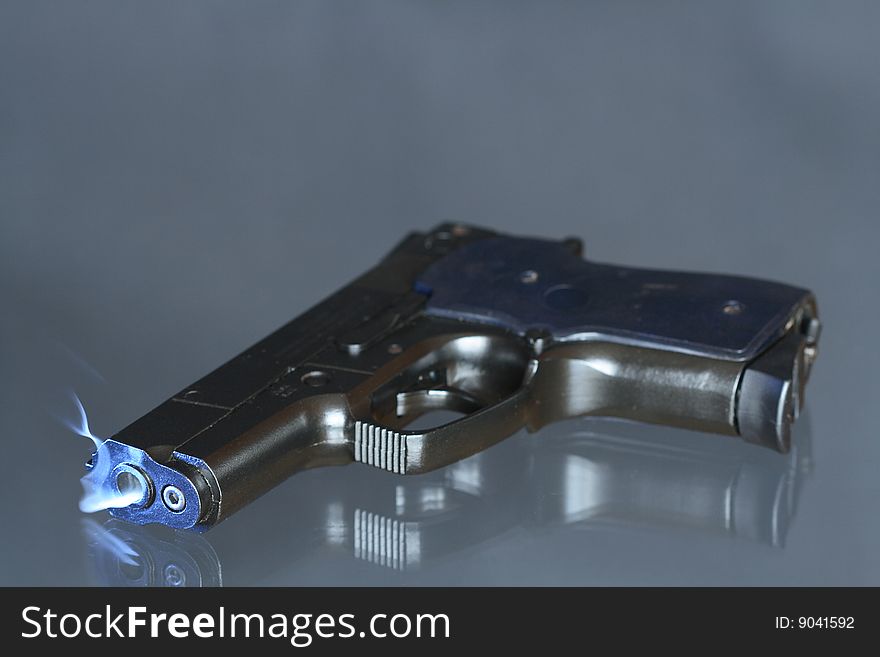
left=63, top=390, right=103, bottom=450
left=62, top=391, right=143, bottom=513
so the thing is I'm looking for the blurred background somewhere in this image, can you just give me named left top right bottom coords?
left=1, top=1, right=877, bottom=585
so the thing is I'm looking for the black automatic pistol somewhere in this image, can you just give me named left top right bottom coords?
left=82, top=225, right=820, bottom=530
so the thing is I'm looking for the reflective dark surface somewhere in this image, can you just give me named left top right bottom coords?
left=83, top=419, right=812, bottom=586
left=2, top=1, right=878, bottom=584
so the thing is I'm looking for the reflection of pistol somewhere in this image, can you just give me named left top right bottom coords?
left=85, top=224, right=820, bottom=529
left=84, top=420, right=812, bottom=586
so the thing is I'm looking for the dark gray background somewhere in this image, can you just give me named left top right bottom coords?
left=1, top=1, right=877, bottom=585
